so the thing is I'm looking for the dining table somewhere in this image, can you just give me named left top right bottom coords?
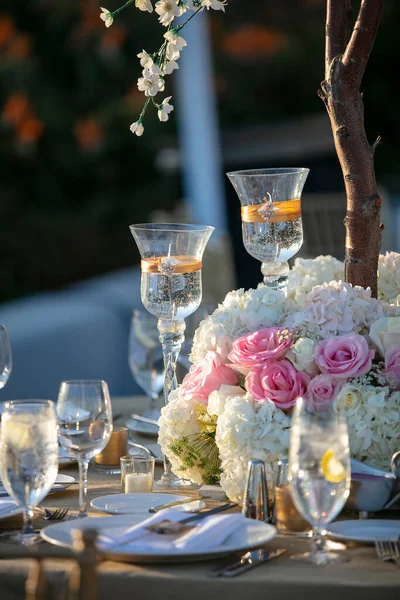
left=0, top=395, right=399, bottom=600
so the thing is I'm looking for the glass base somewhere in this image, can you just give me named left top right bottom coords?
left=94, top=464, right=121, bottom=475
left=290, top=550, right=349, bottom=565
left=153, top=475, right=201, bottom=491
left=0, top=530, right=42, bottom=546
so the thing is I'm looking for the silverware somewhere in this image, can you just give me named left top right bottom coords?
left=146, top=502, right=238, bottom=534
left=148, top=499, right=205, bottom=513
left=131, top=414, right=159, bottom=427
left=210, top=548, right=286, bottom=577
left=38, top=507, right=69, bottom=521
left=242, top=460, right=270, bottom=522
left=375, top=538, right=400, bottom=566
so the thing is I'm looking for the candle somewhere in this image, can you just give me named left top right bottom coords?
left=124, top=472, right=153, bottom=493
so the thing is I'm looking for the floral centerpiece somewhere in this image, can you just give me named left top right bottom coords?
left=158, top=252, right=400, bottom=503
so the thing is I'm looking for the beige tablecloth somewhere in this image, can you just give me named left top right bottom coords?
left=0, top=396, right=399, bottom=600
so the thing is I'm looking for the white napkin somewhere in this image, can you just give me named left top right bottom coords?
left=0, top=500, right=17, bottom=516
left=96, top=508, right=247, bottom=552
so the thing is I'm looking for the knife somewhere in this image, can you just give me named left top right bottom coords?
left=210, top=548, right=286, bottom=577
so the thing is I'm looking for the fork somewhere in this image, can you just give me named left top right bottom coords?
left=40, top=507, right=70, bottom=521
left=146, top=502, right=238, bottom=534
left=375, top=538, right=400, bottom=566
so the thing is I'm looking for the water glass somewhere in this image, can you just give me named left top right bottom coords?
left=128, top=309, right=164, bottom=421
left=0, top=400, right=58, bottom=544
left=56, top=380, right=113, bottom=517
left=0, top=324, right=12, bottom=390
left=120, top=455, right=155, bottom=493
left=288, top=397, right=351, bottom=564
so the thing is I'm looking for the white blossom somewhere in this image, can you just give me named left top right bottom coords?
left=130, top=121, right=144, bottom=136
left=137, top=68, right=165, bottom=97
left=157, top=96, right=174, bottom=122
left=201, top=0, right=227, bottom=11
left=378, top=252, right=400, bottom=304
left=155, top=0, right=182, bottom=26
left=164, top=31, right=187, bottom=60
left=135, top=0, right=154, bottom=12
left=100, top=7, right=113, bottom=27
left=163, top=60, right=179, bottom=74
left=137, top=50, right=154, bottom=69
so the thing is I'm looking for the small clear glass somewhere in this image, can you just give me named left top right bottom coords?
left=0, top=400, right=58, bottom=545
left=288, top=397, right=351, bottom=565
left=121, top=455, right=155, bottom=493
left=227, top=168, right=309, bottom=294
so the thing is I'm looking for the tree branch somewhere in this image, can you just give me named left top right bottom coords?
left=342, top=0, right=384, bottom=92
left=325, top=0, right=352, bottom=75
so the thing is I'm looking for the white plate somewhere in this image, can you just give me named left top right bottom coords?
left=58, top=446, right=77, bottom=466
left=90, top=493, right=191, bottom=515
left=126, top=417, right=158, bottom=438
left=326, top=519, right=400, bottom=543
left=41, top=513, right=277, bottom=563
left=0, top=500, right=24, bottom=520
left=0, top=474, right=76, bottom=498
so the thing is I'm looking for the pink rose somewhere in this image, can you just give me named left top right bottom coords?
left=246, top=359, right=310, bottom=410
left=181, top=351, right=239, bottom=403
left=315, top=334, right=374, bottom=379
left=228, top=327, right=293, bottom=367
left=307, top=375, right=344, bottom=408
left=384, top=345, right=400, bottom=391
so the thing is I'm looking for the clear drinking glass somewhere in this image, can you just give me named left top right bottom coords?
left=288, top=397, right=351, bottom=565
left=0, top=400, right=58, bottom=544
left=56, top=380, right=113, bottom=517
left=128, top=309, right=165, bottom=421
left=129, top=223, right=214, bottom=490
left=0, top=324, right=12, bottom=390
left=227, top=168, right=309, bottom=294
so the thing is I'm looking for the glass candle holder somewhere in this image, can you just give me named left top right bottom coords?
left=227, top=168, right=309, bottom=294
left=95, top=427, right=128, bottom=475
left=120, top=455, right=155, bottom=493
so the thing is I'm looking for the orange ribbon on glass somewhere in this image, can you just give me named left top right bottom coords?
left=241, top=199, right=301, bottom=223
left=141, top=256, right=202, bottom=274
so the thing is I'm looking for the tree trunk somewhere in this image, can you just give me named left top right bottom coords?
left=319, top=0, right=384, bottom=297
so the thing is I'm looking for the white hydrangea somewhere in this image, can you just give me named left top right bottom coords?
left=378, top=252, right=400, bottom=304
left=335, top=383, right=400, bottom=471
left=287, top=255, right=344, bottom=306
left=157, top=389, right=204, bottom=483
left=190, top=286, right=288, bottom=363
left=215, top=394, right=291, bottom=502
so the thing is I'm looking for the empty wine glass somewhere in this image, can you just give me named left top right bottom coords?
left=56, top=380, right=113, bottom=517
left=0, top=324, right=12, bottom=391
left=130, top=223, right=214, bottom=490
left=0, top=400, right=58, bottom=544
left=288, top=397, right=351, bottom=565
left=128, top=309, right=165, bottom=421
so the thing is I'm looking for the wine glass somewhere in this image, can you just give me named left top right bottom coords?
left=130, top=223, right=214, bottom=490
left=288, top=397, right=351, bottom=565
left=0, top=400, right=58, bottom=544
left=128, top=309, right=165, bottom=421
left=227, top=168, right=309, bottom=294
left=0, top=324, right=12, bottom=391
left=56, top=380, right=113, bottom=517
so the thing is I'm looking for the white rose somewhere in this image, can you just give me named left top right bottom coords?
left=286, top=337, right=318, bottom=375
left=207, top=385, right=246, bottom=417
left=335, top=383, right=364, bottom=414
left=369, top=317, right=400, bottom=356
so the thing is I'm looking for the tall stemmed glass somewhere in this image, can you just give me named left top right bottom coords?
left=128, top=309, right=165, bottom=421
left=0, top=324, right=12, bottom=391
left=227, top=168, right=309, bottom=294
left=288, top=397, right=351, bottom=565
left=56, top=380, right=113, bottom=517
left=130, top=223, right=214, bottom=490
left=0, top=400, right=58, bottom=544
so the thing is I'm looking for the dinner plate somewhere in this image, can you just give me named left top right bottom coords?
left=0, top=474, right=76, bottom=498
left=0, top=500, right=24, bottom=520
left=41, top=514, right=277, bottom=563
left=326, top=519, right=400, bottom=543
left=126, top=417, right=158, bottom=438
left=90, top=493, right=191, bottom=515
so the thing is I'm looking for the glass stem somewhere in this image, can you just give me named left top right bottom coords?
left=78, top=458, right=90, bottom=518
left=158, top=318, right=185, bottom=482
left=22, top=507, right=35, bottom=535
left=261, top=260, right=289, bottom=294
left=311, top=527, right=327, bottom=562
